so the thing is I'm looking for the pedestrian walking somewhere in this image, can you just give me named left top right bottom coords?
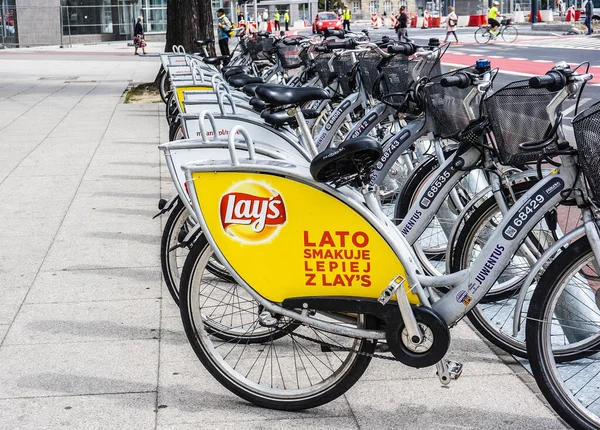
left=217, top=8, right=233, bottom=57
left=444, top=6, right=459, bottom=43
left=584, top=0, right=594, bottom=34
left=284, top=10, right=290, bottom=31
left=263, top=9, right=269, bottom=21
left=343, top=5, right=352, bottom=31
left=133, top=17, right=147, bottom=55
left=557, top=0, right=565, bottom=17
left=273, top=10, right=280, bottom=30
left=396, top=6, right=412, bottom=42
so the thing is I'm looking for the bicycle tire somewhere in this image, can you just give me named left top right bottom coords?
left=453, top=182, right=590, bottom=359
left=180, top=235, right=376, bottom=410
left=159, top=68, right=170, bottom=104
left=527, top=236, right=600, bottom=430
left=474, top=27, right=492, bottom=44
left=160, top=198, right=188, bottom=305
left=168, top=118, right=182, bottom=141
left=501, top=25, right=518, bottom=43
left=452, top=182, right=534, bottom=357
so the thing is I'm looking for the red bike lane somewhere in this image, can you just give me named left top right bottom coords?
left=442, top=53, right=600, bottom=85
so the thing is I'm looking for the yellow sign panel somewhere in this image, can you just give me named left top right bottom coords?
left=192, top=171, right=419, bottom=304
left=175, top=85, right=213, bottom=112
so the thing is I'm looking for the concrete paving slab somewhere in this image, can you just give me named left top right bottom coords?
left=159, top=416, right=359, bottom=430
left=0, top=288, right=28, bottom=324
left=0, top=339, right=158, bottom=398
left=156, top=359, right=353, bottom=428
left=0, top=392, right=156, bottom=430
left=26, top=267, right=161, bottom=304
left=346, top=375, right=566, bottom=429
left=0, top=325, right=9, bottom=344
left=3, top=298, right=160, bottom=345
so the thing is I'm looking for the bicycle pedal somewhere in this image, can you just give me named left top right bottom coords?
left=435, top=359, right=463, bottom=386
left=446, top=360, right=463, bottom=380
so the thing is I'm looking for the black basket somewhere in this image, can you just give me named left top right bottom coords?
left=331, top=54, right=358, bottom=96
left=313, top=53, right=335, bottom=87
left=246, top=37, right=274, bottom=61
left=573, top=101, right=600, bottom=203
left=424, top=69, right=479, bottom=139
left=357, top=52, right=383, bottom=97
left=483, top=80, right=559, bottom=165
left=277, top=44, right=303, bottom=69
left=380, top=55, right=410, bottom=95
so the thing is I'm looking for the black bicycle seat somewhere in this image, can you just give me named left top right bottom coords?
left=243, top=82, right=270, bottom=97
left=261, top=109, right=320, bottom=127
left=228, top=74, right=265, bottom=88
left=310, top=137, right=382, bottom=185
left=195, top=39, right=214, bottom=46
left=203, top=55, right=229, bottom=65
left=255, top=85, right=330, bottom=106
left=249, top=97, right=270, bottom=112
left=222, top=66, right=251, bottom=79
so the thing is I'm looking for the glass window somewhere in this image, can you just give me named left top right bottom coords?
left=0, top=0, right=18, bottom=42
left=369, top=0, right=380, bottom=13
left=384, top=1, right=392, bottom=11
left=62, top=0, right=113, bottom=35
left=352, top=1, right=360, bottom=12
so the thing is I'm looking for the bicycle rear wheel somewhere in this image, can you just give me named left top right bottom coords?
left=180, top=235, right=376, bottom=410
left=475, top=27, right=492, bottom=44
left=501, top=25, right=518, bottom=43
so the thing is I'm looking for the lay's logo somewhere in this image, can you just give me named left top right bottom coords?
left=219, top=181, right=287, bottom=243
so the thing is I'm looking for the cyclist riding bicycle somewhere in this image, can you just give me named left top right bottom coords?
left=488, top=1, right=503, bottom=34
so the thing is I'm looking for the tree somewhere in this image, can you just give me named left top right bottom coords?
left=164, top=0, right=215, bottom=54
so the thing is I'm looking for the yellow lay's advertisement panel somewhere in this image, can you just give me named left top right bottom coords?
left=192, top=171, right=418, bottom=304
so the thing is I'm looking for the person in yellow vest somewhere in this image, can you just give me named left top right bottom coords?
left=284, top=10, right=290, bottom=31
left=273, top=10, right=280, bottom=30
left=343, top=5, right=351, bottom=31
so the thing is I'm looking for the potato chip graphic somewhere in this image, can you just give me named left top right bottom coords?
left=219, top=181, right=287, bottom=243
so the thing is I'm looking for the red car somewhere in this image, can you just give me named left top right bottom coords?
left=312, top=12, right=342, bottom=33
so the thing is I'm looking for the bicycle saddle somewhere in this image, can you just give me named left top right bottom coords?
left=243, top=82, right=272, bottom=97
left=261, top=109, right=320, bottom=127
left=222, top=66, right=251, bottom=80
left=249, top=97, right=269, bottom=112
left=255, top=85, right=330, bottom=106
left=203, top=55, right=229, bottom=65
left=310, top=136, right=382, bottom=186
left=195, top=39, right=214, bottom=46
left=228, top=74, right=265, bottom=88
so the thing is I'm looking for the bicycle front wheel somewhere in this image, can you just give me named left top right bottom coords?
left=501, top=25, right=518, bottom=43
left=527, top=236, right=600, bottom=430
left=475, top=27, right=492, bottom=44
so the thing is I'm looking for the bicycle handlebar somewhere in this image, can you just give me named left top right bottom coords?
left=324, top=39, right=358, bottom=50
left=529, top=70, right=567, bottom=91
left=441, top=72, right=471, bottom=89
left=387, top=43, right=417, bottom=56
left=323, top=29, right=346, bottom=39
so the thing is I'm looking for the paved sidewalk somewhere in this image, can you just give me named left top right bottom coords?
left=0, top=43, right=568, bottom=430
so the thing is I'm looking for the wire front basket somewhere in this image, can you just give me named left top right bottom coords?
left=573, top=101, right=600, bottom=203
left=277, top=44, right=303, bottom=69
left=246, top=37, right=275, bottom=61
left=331, top=54, right=358, bottom=96
left=313, top=53, right=335, bottom=87
left=357, top=52, right=384, bottom=97
left=424, top=68, right=478, bottom=139
left=483, top=80, right=559, bottom=165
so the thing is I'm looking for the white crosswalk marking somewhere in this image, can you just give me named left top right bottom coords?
left=512, top=35, right=600, bottom=50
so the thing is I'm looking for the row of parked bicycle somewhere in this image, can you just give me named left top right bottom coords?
left=156, top=29, right=600, bottom=429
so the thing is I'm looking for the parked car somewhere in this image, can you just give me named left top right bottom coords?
left=312, top=12, right=342, bottom=33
